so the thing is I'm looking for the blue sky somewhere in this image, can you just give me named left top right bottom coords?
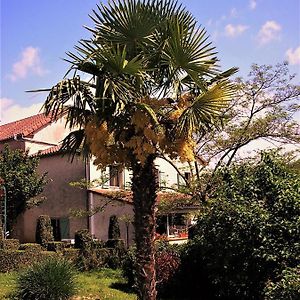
left=1, top=0, right=300, bottom=124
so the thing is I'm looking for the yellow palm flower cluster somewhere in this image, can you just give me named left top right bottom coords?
left=85, top=120, right=129, bottom=167
left=85, top=95, right=197, bottom=167
left=160, top=136, right=196, bottom=162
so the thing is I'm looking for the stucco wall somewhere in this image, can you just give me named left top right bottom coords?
left=0, top=140, right=25, bottom=152
left=13, top=154, right=88, bottom=242
left=32, top=118, right=69, bottom=146
left=89, top=192, right=134, bottom=246
left=89, top=157, right=190, bottom=189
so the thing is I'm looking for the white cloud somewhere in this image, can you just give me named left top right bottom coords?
left=225, top=24, right=249, bottom=38
left=286, top=46, right=300, bottom=65
left=249, top=0, right=257, bottom=10
left=0, top=99, right=43, bottom=124
left=229, top=8, right=238, bottom=18
left=257, top=21, right=281, bottom=45
left=8, top=47, right=47, bottom=81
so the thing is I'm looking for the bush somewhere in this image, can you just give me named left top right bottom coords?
left=35, top=215, right=54, bottom=248
left=0, top=250, right=56, bottom=272
left=175, top=152, right=300, bottom=300
left=177, top=201, right=268, bottom=300
left=122, top=247, right=137, bottom=288
left=122, top=242, right=182, bottom=296
left=155, top=241, right=181, bottom=296
left=108, top=215, right=120, bottom=239
left=74, top=229, right=109, bottom=270
left=47, top=241, right=65, bottom=252
left=264, top=267, right=300, bottom=300
left=19, top=243, right=42, bottom=252
left=16, top=257, right=76, bottom=300
left=0, top=239, right=20, bottom=250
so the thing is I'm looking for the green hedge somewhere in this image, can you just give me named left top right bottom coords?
left=19, top=243, right=42, bottom=252
left=0, top=250, right=57, bottom=272
left=63, top=248, right=80, bottom=262
left=0, top=239, right=20, bottom=251
left=47, top=241, right=65, bottom=252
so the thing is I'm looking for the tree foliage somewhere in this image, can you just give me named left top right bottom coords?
left=198, top=62, right=300, bottom=168
left=37, top=0, right=237, bottom=298
left=0, top=145, right=47, bottom=232
left=42, top=0, right=237, bottom=167
left=175, top=151, right=300, bottom=299
left=170, top=62, right=300, bottom=199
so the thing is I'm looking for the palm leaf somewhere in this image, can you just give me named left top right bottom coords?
left=135, top=102, right=159, bottom=125
left=43, top=76, right=95, bottom=126
left=177, top=80, right=236, bottom=136
left=60, top=129, right=90, bottom=161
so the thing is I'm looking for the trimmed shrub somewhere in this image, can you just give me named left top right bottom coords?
left=74, top=229, right=109, bottom=270
left=0, top=239, right=20, bottom=250
left=0, top=250, right=56, bottom=272
left=35, top=215, right=54, bottom=248
left=108, top=215, right=120, bottom=239
left=264, top=267, right=300, bottom=300
left=47, top=241, right=65, bottom=252
left=74, top=229, right=93, bottom=251
left=63, top=248, right=80, bottom=263
left=19, top=243, right=42, bottom=252
left=16, top=257, right=76, bottom=300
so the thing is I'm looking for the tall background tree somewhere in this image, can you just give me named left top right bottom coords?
left=40, top=1, right=237, bottom=298
left=198, top=62, right=300, bottom=168
left=0, top=145, right=47, bottom=234
left=169, top=62, right=300, bottom=200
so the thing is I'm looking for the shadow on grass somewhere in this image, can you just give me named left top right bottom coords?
left=110, top=282, right=186, bottom=300
left=110, top=282, right=136, bottom=294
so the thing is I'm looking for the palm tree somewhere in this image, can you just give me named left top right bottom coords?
left=42, top=1, right=237, bottom=299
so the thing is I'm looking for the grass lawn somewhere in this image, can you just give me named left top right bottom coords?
left=0, top=268, right=137, bottom=300
left=0, top=272, right=16, bottom=299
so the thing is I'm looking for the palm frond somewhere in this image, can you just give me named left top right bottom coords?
left=43, top=76, right=95, bottom=127
left=209, top=67, right=239, bottom=85
left=177, top=81, right=236, bottom=136
left=92, top=0, right=161, bottom=49
left=60, top=129, right=90, bottom=161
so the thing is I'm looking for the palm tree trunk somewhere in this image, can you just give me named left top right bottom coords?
left=132, top=155, right=158, bottom=300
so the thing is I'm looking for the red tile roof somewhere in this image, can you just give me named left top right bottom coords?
left=0, top=113, right=54, bottom=142
left=89, top=189, right=197, bottom=208
left=36, top=144, right=63, bottom=156
left=90, top=189, right=133, bottom=203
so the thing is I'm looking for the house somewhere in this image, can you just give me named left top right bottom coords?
left=0, top=113, right=198, bottom=245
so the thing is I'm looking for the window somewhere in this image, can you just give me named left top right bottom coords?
left=177, top=172, right=191, bottom=187
left=184, top=172, right=191, bottom=182
left=109, top=166, right=124, bottom=188
left=51, top=217, right=70, bottom=241
left=154, top=168, right=161, bottom=187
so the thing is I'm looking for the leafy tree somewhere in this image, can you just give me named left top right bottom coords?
left=167, top=63, right=300, bottom=199
left=0, top=145, right=47, bottom=234
left=264, top=267, right=300, bottom=300
left=199, top=63, right=299, bottom=166
left=176, top=151, right=300, bottom=299
left=39, top=1, right=237, bottom=298
left=198, top=63, right=300, bottom=196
